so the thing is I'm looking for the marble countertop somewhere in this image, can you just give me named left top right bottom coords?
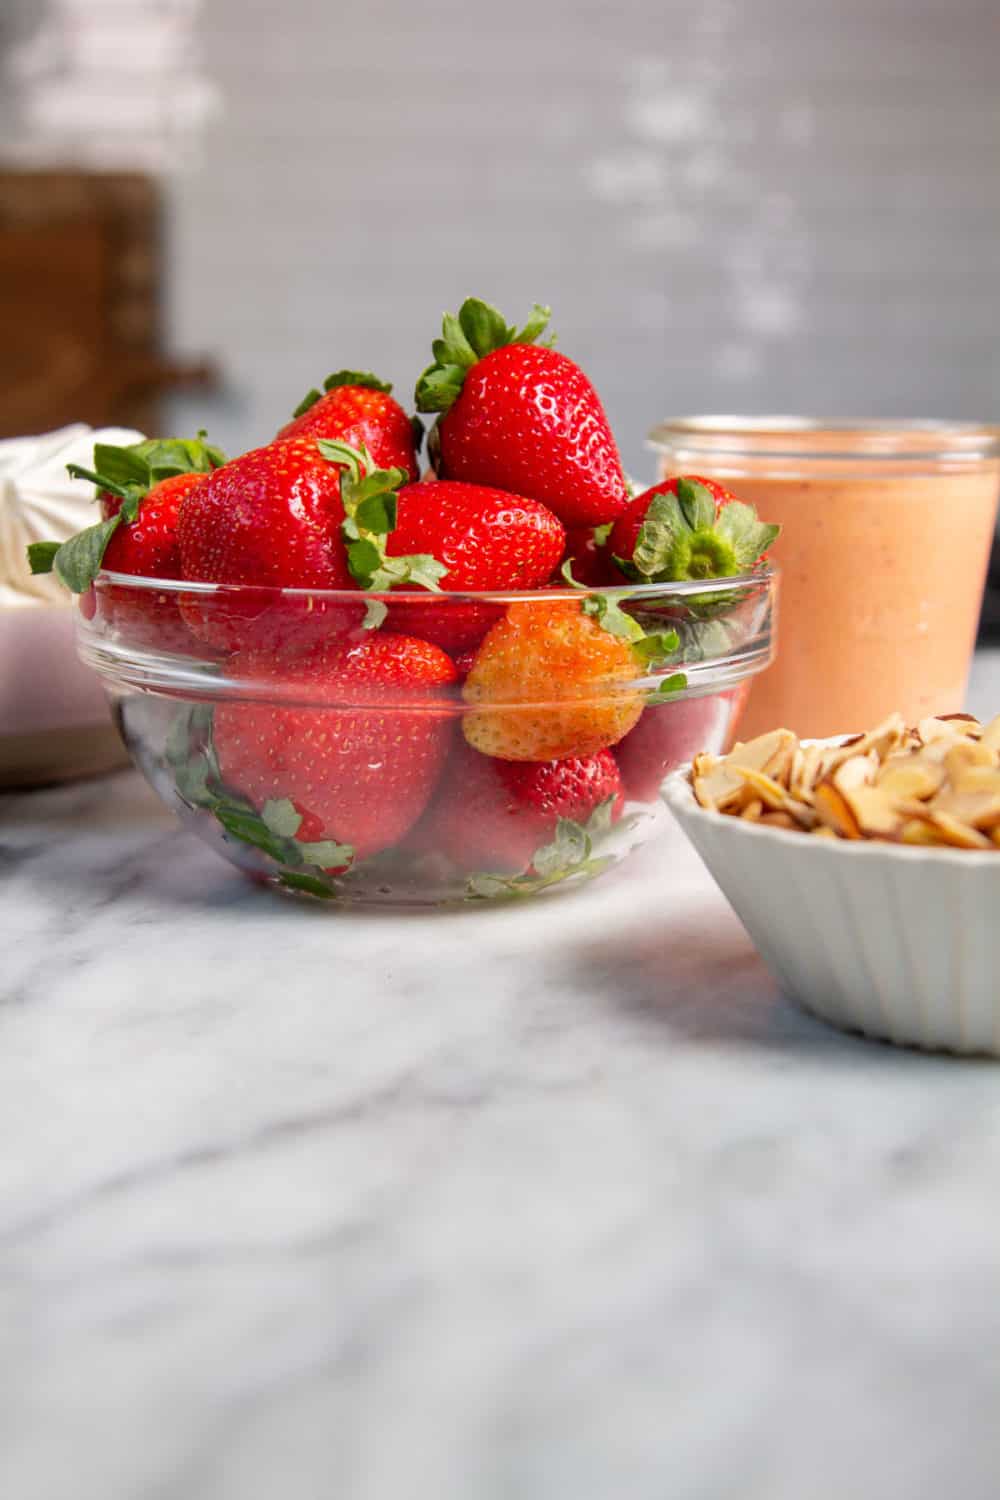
left=3, top=656, right=1000, bottom=1500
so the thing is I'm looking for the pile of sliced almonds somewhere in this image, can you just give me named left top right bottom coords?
left=691, top=713, right=1000, bottom=849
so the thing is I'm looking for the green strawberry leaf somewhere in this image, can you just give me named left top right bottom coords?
left=413, top=363, right=468, bottom=414
left=646, top=672, right=688, bottom=703
left=630, top=480, right=779, bottom=584
left=65, top=462, right=131, bottom=500
left=345, top=537, right=384, bottom=586
left=261, top=798, right=303, bottom=838
left=715, top=501, right=781, bottom=569
left=291, top=388, right=322, bottom=418
left=354, top=491, right=398, bottom=535
left=560, top=559, right=679, bottom=662
left=278, top=871, right=339, bottom=900
left=167, top=704, right=353, bottom=894
left=51, top=514, right=123, bottom=593
left=592, top=521, right=614, bottom=547
left=90, top=444, right=150, bottom=490
left=439, top=312, right=480, bottom=369
left=297, top=839, right=354, bottom=868
left=465, top=797, right=618, bottom=900
left=580, top=591, right=644, bottom=643
left=319, top=438, right=447, bottom=595
left=323, top=370, right=393, bottom=394
left=415, top=298, right=556, bottom=414
left=49, top=433, right=226, bottom=593
left=458, top=298, right=514, bottom=359
left=514, top=302, right=553, bottom=345
left=362, top=598, right=389, bottom=631
left=366, top=554, right=448, bottom=593
left=631, top=630, right=681, bottom=665
left=675, top=476, right=716, bottom=533
left=26, top=540, right=61, bottom=575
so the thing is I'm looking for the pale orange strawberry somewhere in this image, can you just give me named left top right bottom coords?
left=461, top=600, right=645, bottom=761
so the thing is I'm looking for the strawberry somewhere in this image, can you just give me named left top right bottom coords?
left=415, top=298, right=629, bottom=527
left=383, top=479, right=565, bottom=652
left=609, top=476, right=779, bottom=584
left=101, top=471, right=204, bottom=578
left=212, top=632, right=458, bottom=862
left=277, top=370, right=420, bottom=481
left=414, top=739, right=623, bottom=873
left=176, top=438, right=363, bottom=651
left=615, top=685, right=749, bottom=802
left=26, top=434, right=226, bottom=652
left=561, top=523, right=619, bottom=587
left=461, top=599, right=654, bottom=761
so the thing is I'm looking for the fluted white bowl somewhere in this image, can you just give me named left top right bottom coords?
left=665, top=759, right=1000, bottom=1056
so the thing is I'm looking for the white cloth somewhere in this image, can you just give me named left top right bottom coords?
left=0, top=424, right=143, bottom=607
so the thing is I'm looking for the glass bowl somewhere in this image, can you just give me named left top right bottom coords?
left=76, top=568, right=778, bottom=906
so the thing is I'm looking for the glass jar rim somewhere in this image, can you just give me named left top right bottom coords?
left=648, top=415, right=1000, bottom=464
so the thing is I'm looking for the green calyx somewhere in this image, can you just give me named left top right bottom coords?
left=291, top=369, right=393, bottom=420
left=466, top=797, right=624, bottom=900
left=559, top=558, right=687, bottom=689
left=414, top=297, right=554, bottom=414
left=28, top=432, right=226, bottom=593
left=618, top=477, right=780, bottom=585
left=167, top=704, right=352, bottom=898
left=317, top=438, right=448, bottom=601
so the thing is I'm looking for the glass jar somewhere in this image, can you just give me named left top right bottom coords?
left=649, top=418, right=1000, bottom=739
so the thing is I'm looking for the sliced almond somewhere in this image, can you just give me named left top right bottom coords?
left=843, top=784, right=907, bottom=839
left=688, top=709, right=1000, bottom=851
left=813, top=780, right=862, bottom=839
left=830, top=751, right=879, bottom=806
left=944, top=741, right=997, bottom=784
left=731, top=766, right=819, bottom=828
left=918, top=714, right=981, bottom=745
left=980, top=716, right=1000, bottom=753
left=924, top=811, right=992, bottom=850
left=901, top=818, right=946, bottom=846
left=931, top=785, right=1000, bottom=831
left=790, top=742, right=825, bottom=800
left=727, top=728, right=797, bottom=783
left=693, top=760, right=747, bottom=812
left=876, top=757, right=945, bottom=802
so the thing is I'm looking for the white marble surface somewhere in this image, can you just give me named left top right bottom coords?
left=3, top=657, right=1000, bottom=1500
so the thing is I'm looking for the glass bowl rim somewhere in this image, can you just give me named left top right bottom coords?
left=95, top=564, right=779, bottom=603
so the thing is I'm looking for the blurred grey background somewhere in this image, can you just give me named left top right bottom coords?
left=2, top=0, right=999, bottom=478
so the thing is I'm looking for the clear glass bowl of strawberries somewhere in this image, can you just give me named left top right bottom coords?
left=36, top=299, right=779, bottom=905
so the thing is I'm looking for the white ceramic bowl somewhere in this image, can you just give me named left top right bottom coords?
left=665, top=761, right=1000, bottom=1056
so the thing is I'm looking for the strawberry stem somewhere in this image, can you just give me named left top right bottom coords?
left=415, top=297, right=554, bottom=414
left=316, top=439, right=448, bottom=600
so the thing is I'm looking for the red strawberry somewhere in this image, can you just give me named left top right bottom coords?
left=609, top=475, right=779, bottom=584
left=101, top=471, right=203, bottom=578
left=415, top=299, right=629, bottom=527
left=277, top=370, right=420, bottom=481
left=383, top=479, right=565, bottom=652
left=213, top=633, right=458, bottom=862
left=27, top=434, right=226, bottom=653
left=615, top=685, right=749, bottom=802
left=561, top=524, right=619, bottom=587
left=177, top=438, right=360, bottom=651
left=413, top=739, right=623, bottom=873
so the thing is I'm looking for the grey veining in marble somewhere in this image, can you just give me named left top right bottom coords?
left=2, top=655, right=1000, bottom=1500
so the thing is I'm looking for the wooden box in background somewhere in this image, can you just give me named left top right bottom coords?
left=0, top=170, right=214, bottom=438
